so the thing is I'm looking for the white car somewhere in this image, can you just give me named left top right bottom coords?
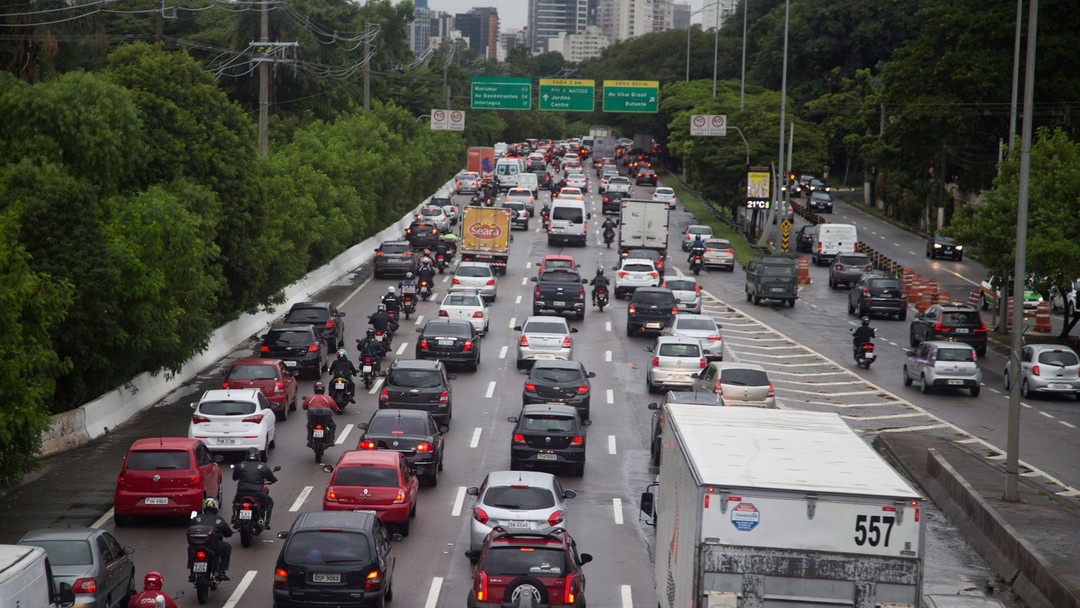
left=652, top=187, right=678, bottom=209
left=702, top=238, right=735, bottom=271
left=556, top=187, right=585, bottom=200
left=450, top=261, right=498, bottom=301
left=606, top=176, right=633, bottom=196
left=188, top=388, right=276, bottom=460
left=614, top=259, right=661, bottom=299
left=438, top=290, right=489, bottom=334
left=663, top=313, right=723, bottom=361
left=565, top=172, right=589, bottom=190
left=682, top=224, right=715, bottom=251
left=419, top=205, right=450, bottom=231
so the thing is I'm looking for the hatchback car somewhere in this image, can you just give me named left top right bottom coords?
left=415, top=318, right=482, bottom=371
left=419, top=205, right=450, bottom=231
left=663, top=277, right=702, bottom=313
left=222, top=358, right=297, bottom=421
left=456, top=172, right=482, bottom=194
left=373, top=240, right=416, bottom=279
left=662, top=313, right=723, bottom=361
left=451, top=261, right=498, bottom=301
left=646, top=336, right=706, bottom=393
left=808, top=191, right=834, bottom=213
left=258, top=324, right=328, bottom=379
left=691, top=362, right=776, bottom=408
left=323, top=450, right=420, bottom=535
left=283, top=301, right=346, bottom=352
left=565, top=172, right=589, bottom=190
left=1003, top=344, right=1080, bottom=400
left=849, top=272, right=908, bottom=320
left=522, top=360, right=596, bottom=421
left=927, top=235, right=963, bottom=261
left=379, top=359, right=454, bottom=427
left=404, top=220, right=440, bottom=249
left=113, top=438, right=222, bottom=525
left=357, top=409, right=446, bottom=487
left=501, top=200, right=531, bottom=230
left=795, top=225, right=818, bottom=252
left=614, top=259, right=661, bottom=298
left=508, top=404, right=589, bottom=476
left=505, top=188, right=537, bottom=215
left=903, top=341, right=982, bottom=396
left=602, top=191, right=629, bottom=214
left=19, top=528, right=135, bottom=608
left=828, top=252, right=874, bottom=289
left=438, top=291, right=489, bottom=335
left=652, top=187, right=678, bottom=209
left=647, top=391, right=724, bottom=466
left=431, top=196, right=459, bottom=225
left=626, top=287, right=679, bottom=336
left=635, top=167, right=658, bottom=186
left=702, top=239, right=735, bottom=271
left=682, top=225, right=714, bottom=251
left=466, top=526, right=591, bottom=608
left=188, top=388, right=277, bottom=460
left=465, top=471, right=577, bottom=556
left=515, top=316, right=577, bottom=368
left=273, top=510, right=399, bottom=608
left=909, top=304, right=988, bottom=357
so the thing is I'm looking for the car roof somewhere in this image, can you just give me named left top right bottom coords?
left=486, top=526, right=570, bottom=547
left=391, top=359, right=443, bottom=370
left=483, top=469, right=559, bottom=487
left=921, top=341, right=976, bottom=350
left=520, top=403, right=579, bottom=417
left=200, top=388, right=262, bottom=402
left=712, top=362, right=767, bottom=372
left=530, top=359, right=583, bottom=371
left=232, top=358, right=282, bottom=367
left=129, top=437, right=200, bottom=451
left=370, top=408, right=432, bottom=421
left=621, top=258, right=656, bottom=267
left=936, top=305, right=979, bottom=312
left=1027, top=343, right=1078, bottom=353
left=665, top=277, right=698, bottom=285
left=335, top=449, right=404, bottom=467
left=292, top=510, right=378, bottom=532
left=20, top=528, right=101, bottom=542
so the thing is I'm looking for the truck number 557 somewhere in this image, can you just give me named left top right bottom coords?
left=853, top=515, right=895, bottom=547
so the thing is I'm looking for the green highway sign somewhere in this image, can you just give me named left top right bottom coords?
left=470, top=76, right=532, bottom=110
left=538, top=79, right=595, bottom=112
left=602, top=80, right=659, bottom=113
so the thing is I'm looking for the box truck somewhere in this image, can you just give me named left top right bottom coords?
left=618, top=199, right=669, bottom=258
left=467, top=147, right=495, bottom=179
left=459, top=207, right=512, bottom=275
left=0, top=545, right=75, bottom=608
left=641, top=405, right=925, bottom=608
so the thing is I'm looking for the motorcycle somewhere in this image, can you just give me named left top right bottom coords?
left=418, top=279, right=433, bottom=300
left=359, top=355, right=379, bottom=389
left=594, top=287, right=609, bottom=312
left=435, top=253, right=448, bottom=274
left=602, top=227, right=615, bottom=248
left=329, top=374, right=351, bottom=413
left=310, top=421, right=331, bottom=464
left=186, top=523, right=223, bottom=604
left=231, top=466, right=280, bottom=548
left=401, top=293, right=417, bottom=319
left=374, top=328, right=393, bottom=350
left=851, top=328, right=877, bottom=369
left=387, top=309, right=400, bottom=333
left=689, top=251, right=704, bottom=276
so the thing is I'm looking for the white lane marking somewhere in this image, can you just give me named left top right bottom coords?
left=485, top=381, right=496, bottom=398
left=499, top=345, right=508, bottom=359
left=606, top=389, right=614, bottom=404
left=943, top=268, right=979, bottom=286
left=451, top=486, right=467, bottom=517
left=414, top=314, right=425, bottom=325
left=525, top=262, right=532, bottom=269
left=909, top=250, right=917, bottom=256
left=509, top=317, right=517, bottom=329
left=222, top=571, right=258, bottom=608
left=612, top=498, right=624, bottom=525
left=605, top=351, right=612, bottom=362
left=368, top=378, right=384, bottom=394
left=340, top=275, right=373, bottom=307
left=424, top=577, right=444, bottom=608
left=621, top=585, right=633, bottom=608
left=1062, top=421, right=1077, bottom=429
left=1022, top=403, right=1032, bottom=409
left=608, top=435, right=617, bottom=454
left=396, top=342, right=408, bottom=355
left=442, top=275, right=450, bottom=283
left=606, top=321, right=612, bottom=332
left=470, top=427, right=483, bottom=448
left=92, top=508, right=113, bottom=529
left=1039, top=411, right=1055, bottom=419
left=335, top=424, right=354, bottom=445
left=290, top=487, right=313, bottom=512
left=516, top=295, right=522, bottom=304
left=521, top=277, right=528, bottom=285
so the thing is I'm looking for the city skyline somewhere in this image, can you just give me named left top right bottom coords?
left=426, top=0, right=725, bottom=32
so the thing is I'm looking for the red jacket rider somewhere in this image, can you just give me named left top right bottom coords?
left=128, top=572, right=180, bottom=608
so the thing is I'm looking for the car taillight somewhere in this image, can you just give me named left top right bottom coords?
left=700, top=359, right=708, bottom=368
left=570, top=436, right=584, bottom=445
left=326, top=487, right=338, bottom=501
left=242, top=414, right=264, bottom=424
left=117, top=473, right=128, bottom=487
left=576, top=385, right=589, bottom=394
left=486, top=279, right=495, bottom=286
left=520, top=335, right=529, bottom=346
left=379, top=389, right=389, bottom=402
left=651, top=357, right=659, bottom=366
left=463, top=340, right=474, bottom=351
left=472, top=507, right=490, bottom=524
left=242, top=501, right=252, bottom=510
left=534, top=287, right=541, bottom=298
left=438, top=391, right=449, bottom=404
left=564, top=576, right=576, bottom=604
left=413, top=442, right=434, bottom=453
left=438, top=310, right=449, bottom=317
left=694, top=284, right=701, bottom=293
left=275, top=380, right=284, bottom=393
left=1032, top=364, right=1041, bottom=376
left=393, top=490, right=406, bottom=504
left=975, top=322, right=988, bottom=333
left=835, top=264, right=844, bottom=271
left=259, top=345, right=270, bottom=354
left=72, top=578, right=97, bottom=594
left=714, top=381, right=723, bottom=395
left=472, top=311, right=484, bottom=318
left=325, top=320, right=335, bottom=329
left=725, top=249, right=733, bottom=255
left=934, top=321, right=945, bottom=331
left=221, top=380, right=229, bottom=389
left=476, top=571, right=488, bottom=601
left=617, top=271, right=628, bottom=278
left=274, top=568, right=288, bottom=586
left=672, top=307, right=679, bottom=314
left=862, top=288, right=871, bottom=297
left=452, top=278, right=460, bottom=284
left=524, top=382, right=537, bottom=393
left=768, top=383, right=775, bottom=397
left=307, top=344, right=319, bottom=352
left=191, top=415, right=211, bottom=424
left=365, top=569, right=381, bottom=589
left=419, top=339, right=429, bottom=349
left=513, top=433, right=526, bottom=443
left=628, top=305, right=637, bottom=314
left=649, top=271, right=659, bottom=278
left=578, top=288, right=585, bottom=300
left=403, top=251, right=412, bottom=257
left=562, top=336, right=572, bottom=348
left=359, top=439, right=376, bottom=449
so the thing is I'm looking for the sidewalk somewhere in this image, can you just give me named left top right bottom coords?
left=876, top=432, right=1080, bottom=608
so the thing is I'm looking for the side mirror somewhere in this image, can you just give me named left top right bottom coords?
left=640, top=492, right=655, bottom=516
left=339, top=312, right=346, bottom=317
left=644, top=346, right=653, bottom=353
left=272, top=466, right=282, bottom=472
left=530, top=277, right=537, bottom=282
left=57, top=582, right=75, bottom=607
left=357, top=422, right=369, bottom=431
left=904, top=349, right=914, bottom=356
left=579, top=553, right=593, bottom=565
left=124, top=546, right=134, bottom=555
left=508, top=416, right=519, bottom=423
left=464, top=549, right=480, bottom=561
left=581, top=278, right=588, bottom=284
left=214, top=455, right=224, bottom=463
left=513, top=325, right=523, bottom=331
left=391, top=533, right=404, bottom=542
left=519, top=368, right=530, bottom=376
left=438, top=425, right=449, bottom=434
left=466, top=486, right=480, bottom=496
left=691, top=372, right=700, bottom=379
left=570, top=328, right=579, bottom=334
left=276, top=531, right=290, bottom=539
left=415, top=327, right=424, bottom=333
left=190, top=402, right=197, bottom=410
left=563, top=489, right=577, bottom=499
left=448, top=373, right=458, bottom=380
left=322, top=464, right=335, bottom=473
left=587, top=372, right=596, bottom=378
left=648, top=402, right=660, bottom=410
left=581, top=419, right=592, bottom=427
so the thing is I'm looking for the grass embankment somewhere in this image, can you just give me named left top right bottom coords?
left=659, top=174, right=757, bottom=267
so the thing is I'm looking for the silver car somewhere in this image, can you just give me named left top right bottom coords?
left=614, top=259, right=661, bottom=298
left=456, top=171, right=481, bottom=194
left=692, top=362, right=776, bottom=408
left=1003, top=344, right=1080, bottom=399
left=702, top=238, right=735, bottom=271
left=903, top=341, right=982, bottom=397
left=514, top=316, right=577, bottom=368
left=465, top=470, right=576, bottom=555
left=663, top=313, right=723, bottom=361
left=19, top=528, right=136, bottom=608
left=419, top=205, right=450, bottom=231
left=646, top=336, right=706, bottom=393
left=450, top=261, right=497, bottom=301
left=663, top=277, right=702, bottom=313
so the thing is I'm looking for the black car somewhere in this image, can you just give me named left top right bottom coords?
left=404, top=220, right=440, bottom=249
left=807, top=191, right=833, bottom=213
left=828, top=252, right=874, bottom=289
left=620, top=247, right=666, bottom=275
left=522, top=360, right=597, bottom=421
left=379, top=359, right=455, bottom=427
left=909, top=304, right=988, bottom=357
left=795, top=225, right=818, bottom=252
left=646, top=391, right=724, bottom=466
left=357, top=409, right=447, bottom=487
left=414, top=318, right=482, bottom=371
left=273, top=511, right=399, bottom=608
left=602, top=191, right=628, bottom=215
left=259, top=324, right=327, bottom=379
left=373, top=240, right=416, bottom=279
left=508, top=403, right=590, bottom=476
left=283, top=301, right=346, bottom=351
left=849, top=272, right=908, bottom=320
left=627, top=287, right=678, bottom=337
left=927, top=235, right=963, bottom=261
left=635, top=167, right=658, bottom=186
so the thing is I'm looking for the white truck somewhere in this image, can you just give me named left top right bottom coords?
left=641, top=405, right=925, bottom=608
left=618, top=199, right=669, bottom=258
left=592, top=136, right=618, bottom=162
left=0, top=545, right=75, bottom=608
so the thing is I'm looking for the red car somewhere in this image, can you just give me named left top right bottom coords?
left=222, top=358, right=298, bottom=421
left=467, top=526, right=592, bottom=608
left=113, top=438, right=222, bottom=525
left=537, top=254, right=578, bottom=277
left=323, top=450, right=420, bottom=536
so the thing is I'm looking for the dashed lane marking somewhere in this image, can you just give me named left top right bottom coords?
left=289, top=487, right=313, bottom=512
left=222, top=571, right=258, bottom=608
left=1039, top=411, right=1055, bottom=419
left=521, top=277, right=528, bottom=286
left=612, top=498, right=624, bottom=525
left=425, top=578, right=444, bottom=608
left=414, top=314, right=424, bottom=325
left=516, top=295, right=522, bottom=304
left=606, top=321, right=612, bottom=332
left=470, top=427, right=482, bottom=448
left=442, top=275, right=450, bottom=283
left=335, top=424, right=354, bottom=445
left=621, top=585, right=633, bottom=608
left=451, top=487, right=467, bottom=517
left=1062, top=421, right=1077, bottom=429
left=605, top=351, right=612, bottom=362
left=842, top=413, right=929, bottom=421
left=396, top=342, right=407, bottom=355
left=368, top=378, right=384, bottom=394
left=499, top=346, right=508, bottom=359
left=485, top=381, right=496, bottom=399
left=608, top=435, right=617, bottom=455
left=877, top=423, right=951, bottom=433
left=606, top=389, right=614, bottom=404
left=92, top=508, right=113, bottom=529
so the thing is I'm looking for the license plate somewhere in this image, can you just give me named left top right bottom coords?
left=646, top=323, right=661, bottom=329
left=239, top=509, right=253, bottom=520
left=312, top=573, right=341, bottom=584
left=283, top=361, right=297, bottom=367
left=144, top=497, right=168, bottom=505
left=537, top=453, right=558, bottom=461
left=312, top=429, right=325, bottom=438
left=334, top=381, right=346, bottom=390
left=535, top=354, right=557, bottom=360
left=439, top=339, right=455, bottom=346
left=1049, top=383, right=1072, bottom=390
left=362, top=365, right=372, bottom=373
left=955, top=328, right=970, bottom=334
left=554, top=301, right=566, bottom=307
left=948, top=379, right=964, bottom=385
left=506, top=520, right=530, bottom=528
left=217, top=437, right=236, bottom=445
left=771, top=287, right=786, bottom=292
left=864, top=352, right=876, bottom=360
left=192, top=562, right=208, bottom=573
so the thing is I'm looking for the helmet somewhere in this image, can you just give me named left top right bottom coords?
left=246, top=447, right=261, bottom=461
left=202, top=497, right=219, bottom=513
left=377, top=304, right=387, bottom=312
left=143, top=571, right=164, bottom=591
left=366, top=328, right=375, bottom=338
left=337, top=348, right=348, bottom=360
left=596, top=268, right=604, bottom=276
left=387, top=286, right=396, bottom=295
left=314, top=381, right=325, bottom=394
left=405, top=272, right=413, bottom=279
left=423, top=249, right=431, bottom=256
left=861, top=316, right=871, bottom=326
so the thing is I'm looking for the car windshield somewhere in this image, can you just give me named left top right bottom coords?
left=762, top=265, right=796, bottom=277
left=1038, top=350, right=1080, bottom=367
left=935, top=236, right=955, bottom=245
left=622, top=263, right=654, bottom=272
left=869, top=279, right=901, bottom=290
left=368, top=416, right=428, bottom=435
left=675, top=319, right=716, bottom=331
left=285, top=307, right=329, bottom=323
left=523, top=321, right=568, bottom=335
left=811, top=192, right=831, bottom=201
left=720, top=368, right=770, bottom=386
left=227, top=365, right=278, bottom=381
left=456, top=266, right=492, bottom=278
left=936, top=348, right=976, bottom=362
left=200, top=400, right=257, bottom=416
left=531, top=367, right=584, bottom=383
left=423, top=323, right=470, bottom=338
left=521, top=415, right=575, bottom=433
left=26, top=540, right=93, bottom=566
left=484, top=547, right=566, bottom=576
left=381, top=243, right=410, bottom=254
left=443, top=295, right=482, bottom=307
left=388, top=370, right=443, bottom=388
left=659, top=343, right=700, bottom=357
left=127, top=450, right=190, bottom=470
left=540, top=271, right=579, bottom=283
left=942, top=311, right=981, bottom=325
left=285, top=531, right=371, bottom=566
left=334, top=466, right=399, bottom=487
left=483, top=486, right=556, bottom=510
left=266, top=329, right=314, bottom=346
left=665, top=280, right=695, bottom=291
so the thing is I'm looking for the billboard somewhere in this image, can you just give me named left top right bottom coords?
left=746, top=170, right=771, bottom=209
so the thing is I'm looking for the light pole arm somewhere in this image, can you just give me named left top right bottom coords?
left=727, top=126, right=751, bottom=165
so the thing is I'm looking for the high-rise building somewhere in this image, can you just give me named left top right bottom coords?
left=672, top=3, right=690, bottom=29
left=546, top=25, right=610, bottom=62
left=700, top=0, right=737, bottom=31
left=407, top=0, right=431, bottom=58
left=527, top=0, right=589, bottom=54
left=598, top=0, right=667, bottom=43
left=455, top=7, right=500, bottom=60
left=429, top=10, right=456, bottom=44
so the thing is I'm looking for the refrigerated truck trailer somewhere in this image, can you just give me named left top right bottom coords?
left=642, top=405, right=925, bottom=608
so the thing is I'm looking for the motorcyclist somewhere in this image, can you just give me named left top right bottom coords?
left=434, top=240, right=450, bottom=267
left=590, top=268, right=611, bottom=305
left=327, top=349, right=358, bottom=403
left=418, top=248, right=434, bottom=269
left=852, top=316, right=876, bottom=355
left=187, top=498, right=233, bottom=581
left=439, top=233, right=459, bottom=258
left=687, top=235, right=706, bottom=263
left=369, top=304, right=392, bottom=336
left=129, top=571, right=181, bottom=608
left=303, top=382, right=339, bottom=446
left=399, top=272, right=418, bottom=309
left=357, top=328, right=386, bottom=363
left=601, top=217, right=617, bottom=241
left=232, top=448, right=278, bottom=530
left=416, top=263, right=436, bottom=296
left=382, top=286, right=401, bottom=315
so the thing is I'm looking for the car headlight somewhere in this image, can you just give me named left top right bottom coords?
left=934, top=243, right=942, bottom=248
left=955, top=245, right=963, bottom=250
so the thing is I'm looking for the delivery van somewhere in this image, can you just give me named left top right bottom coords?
left=0, top=545, right=75, bottom=608
left=547, top=199, right=590, bottom=247
left=812, top=223, right=858, bottom=265
left=495, top=157, right=524, bottom=190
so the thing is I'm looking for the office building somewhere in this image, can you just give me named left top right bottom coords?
left=700, top=0, right=737, bottom=31
left=455, top=7, right=499, bottom=60
left=407, top=0, right=431, bottom=58
left=527, top=0, right=589, bottom=54
left=599, top=0, right=667, bottom=43
left=547, top=25, right=610, bottom=62
left=672, top=3, right=690, bottom=29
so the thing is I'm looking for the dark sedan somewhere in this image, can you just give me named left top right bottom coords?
left=522, top=360, right=597, bottom=421
left=795, top=225, right=818, bottom=252
left=635, top=168, right=658, bottom=186
left=379, top=359, right=454, bottom=427
left=258, top=324, right=327, bottom=379
left=357, top=409, right=447, bottom=487
left=415, top=319, right=482, bottom=371
left=927, top=235, right=963, bottom=261
left=374, top=241, right=417, bottom=278
left=283, top=301, right=346, bottom=351
left=508, top=403, right=590, bottom=477
left=404, top=220, right=440, bottom=249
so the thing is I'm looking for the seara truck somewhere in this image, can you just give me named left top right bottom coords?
left=459, top=207, right=511, bottom=275
left=641, top=405, right=925, bottom=608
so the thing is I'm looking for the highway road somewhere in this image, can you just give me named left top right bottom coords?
left=6, top=163, right=1065, bottom=607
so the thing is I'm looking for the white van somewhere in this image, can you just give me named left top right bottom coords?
left=495, top=157, right=524, bottom=190
left=812, top=223, right=858, bottom=265
left=0, top=545, right=74, bottom=608
left=516, top=172, right=540, bottom=200
left=547, top=199, right=591, bottom=246
left=493, top=142, right=508, bottom=158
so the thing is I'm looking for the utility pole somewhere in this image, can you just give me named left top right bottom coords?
left=363, top=15, right=371, bottom=112
left=258, top=0, right=269, bottom=156
left=1007, top=0, right=1023, bottom=160
left=759, top=0, right=789, bottom=248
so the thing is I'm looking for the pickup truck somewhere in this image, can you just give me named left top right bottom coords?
left=530, top=268, right=588, bottom=320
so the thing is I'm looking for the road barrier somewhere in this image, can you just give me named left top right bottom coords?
left=968, top=287, right=982, bottom=310
left=917, top=285, right=934, bottom=313
left=1034, top=300, right=1053, bottom=333
left=797, top=256, right=811, bottom=285
left=936, top=291, right=952, bottom=305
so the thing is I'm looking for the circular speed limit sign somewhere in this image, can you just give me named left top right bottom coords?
left=711, top=115, right=726, bottom=128
left=433, top=110, right=446, bottom=122
left=450, top=111, right=463, bottom=122
left=692, top=115, right=707, bottom=128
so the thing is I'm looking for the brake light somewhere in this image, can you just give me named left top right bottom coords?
left=617, top=271, right=628, bottom=278
left=473, top=507, right=489, bottom=524
left=700, top=359, right=708, bottom=368
left=259, top=345, right=270, bottom=354
left=524, top=383, right=537, bottom=393
left=359, top=440, right=376, bottom=449
left=1032, top=364, right=1041, bottom=376
left=274, top=568, right=288, bottom=586
left=628, top=305, right=637, bottom=314
left=564, top=576, right=576, bottom=604
left=476, top=571, right=488, bottom=601
left=307, top=344, right=319, bottom=352
left=242, top=414, right=264, bottom=424
left=562, top=336, right=572, bottom=348
left=72, top=578, right=97, bottom=594
left=117, top=474, right=127, bottom=486
left=672, top=307, right=679, bottom=314
left=520, top=335, right=529, bottom=346
left=365, top=569, right=381, bottom=589
left=403, top=251, right=412, bottom=257
left=648, top=271, right=659, bottom=278
left=695, top=284, right=701, bottom=293
left=546, top=510, right=565, bottom=526
left=934, top=321, right=944, bottom=331
left=221, top=381, right=229, bottom=389
left=513, top=434, right=526, bottom=443
left=835, top=264, right=844, bottom=271
left=862, top=288, right=871, bottom=297
left=275, top=380, right=284, bottom=393
left=393, top=490, right=406, bottom=504
left=452, top=278, right=460, bottom=284
left=768, top=383, right=775, bottom=397
left=191, top=415, right=211, bottom=424
left=570, top=436, right=584, bottom=445
left=974, top=321, right=988, bottom=333
left=438, top=391, right=449, bottom=404
left=379, top=389, right=389, bottom=403
left=486, top=279, right=495, bottom=286
left=651, top=357, right=659, bottom=366
left=326, top=487, right=337, bottom=501
left=195, top=550, right=208, bottom=561
left=324, top=320, right=335, bottom=329
left=419, top=339, right=429, bottom=349
left=472, top=311, right=484, bottom=318
left=534, top=287, right=541, bottom=298
left=438, top=310, right=449, bottom=317
left=578, top=288, right=585, bottom=300
left=243, top=501, right=252, bottom=510
left=714, top=381, right=723, bottom=395
left=463, top=340, right=474, bottom=351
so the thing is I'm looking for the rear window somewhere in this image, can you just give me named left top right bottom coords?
left=543, top=259, right=574, bottom=270
left=705, top=240, right=731, bottom=249
left=551, top=207, right=583, bottom=222
left=200, top=399, right=257, bottom=416
left=484, top=547, right=567, bottom=576
left=265, top=329, right=315, bottom=345
left=285, top=307, right=329, bottom=323
left=540, top=271, right=580, bottom=283
left=659, top=343, right=701, bottom=357
left=720, top=368, right=770, bottom=387
left=483, top=486, right=556, bottom=510
left=388, top=370, right=443, bottom=389
left=334, top=466, right=399, bottom=487
left=381, top=243, right=410, bottom=254
left=687, top=226, right=711, bottom=235
left=284, top=531, right=371, bottom=566
left=632, top=291, right=676, bottom=306
left=656, top=188, right=674, bottom=195
left=674, top=318, right=716, bottom=331
left=941, top=311, right=981, bottom=325
left=623, top=263, right=654, bottom=272
left=523, top=321, right=568, bottom=334
left=368, top=416, right=428, bottom=435
left=521, top=415, right=575, bottom=433
left=836, top=255, right=869, bottom=265
left=868, top=279, right=902, bottom=290
left=531, top=367, right=584, bottom=383
left=665, top=280, right=696, bottom=291
left=26, top=540, right=92, bottom=566
left=127, top=450, right=191, bottom=470
left=1037, top=349, right=1080, bottom=366
left=227, top=364, right=278, bottom=381
left=422, top=323, right=470, bottom=338
left=762, top=265, right=796, bottom=277
left=443, top=295, right=482, bottom=307
left=936, top=348, right=976, bottom=362
left=456, top=266, right=492, bottom=277
left=421, top=207, right=441, bottom=215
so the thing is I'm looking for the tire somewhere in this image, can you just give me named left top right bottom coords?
left=829, top=277, right=836, bottom=288
left=114, top=514, right=131, bottom=527
left=909, top=327, right=919, bottom=347
left=902, top=366, right=912, bottom=386
left=971, top=385, right=981, bottom=397
left=399, top=518, right=410, bottom=538
left=425, top=468, right=439, bottom=488
left=626, top=325, right=635, bottom=337
left=438, top=453, right=444, bottom=472
left=1021, top=379, right=1030, bottom=399
left=196, top=579, right=210, bottom=604
left=314, top=443, right=325, bottom=464
left=848, top=300, right=855, bottom=314
left=239, top=523, right=253, bottom=548
left=1003, top=370, right=1011, bottom=390
left=745, top=290, right=752, bottom=302
left=289, top=396, right=297, bottom=412
left=573, top=463, right=585, bottom=477
left=898, top=308, right=907, bottom=321
left=920, top=374, right=930, bottom=394
left=752, top=295, right=761, bottom=305
left=505, top=577, right=550, bottom=607
left=385, top=581, right=394, bottom=602
left=788, top=299, right=796, bottom=308
left=646, top=379, right=657, bottom=394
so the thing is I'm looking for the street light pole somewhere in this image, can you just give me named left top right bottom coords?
left=759, top=0, right=789, bottom=247
left=740, top=0, right=748, bottom=111
left=684, top=2, right=724, bottom=86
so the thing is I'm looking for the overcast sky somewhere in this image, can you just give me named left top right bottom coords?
left=424, top=1, right=711, bottom=32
